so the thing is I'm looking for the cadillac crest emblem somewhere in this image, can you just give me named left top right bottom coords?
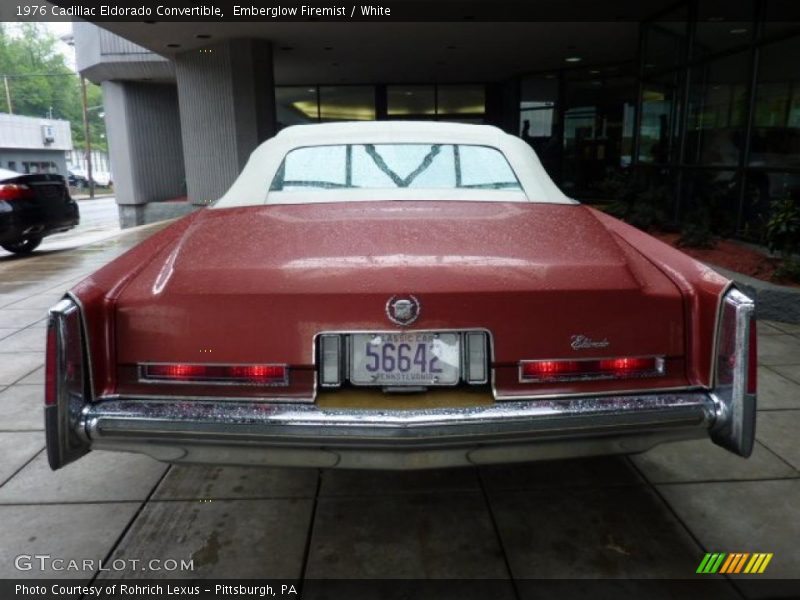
left=386, top=295, right=421, bottom=326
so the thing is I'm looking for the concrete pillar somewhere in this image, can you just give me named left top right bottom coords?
left=102, top=81, right=186, bottom=227
left=175, top=39, right=276, bottom=206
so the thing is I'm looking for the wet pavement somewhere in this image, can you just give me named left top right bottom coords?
left=0, top=221, right=798, bottom=597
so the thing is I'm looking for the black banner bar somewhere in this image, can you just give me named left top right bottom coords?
left=3, top=0, right=800, bottom=22
left=3, top=579, right=800, bottom=600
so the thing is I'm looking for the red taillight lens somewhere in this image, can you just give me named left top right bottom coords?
left=747, top=316, right=757, bottom=395
left=598, top=357, right=659, bottom=374
left=228, top=364, right=287, bottom=382
left=45, top=299, right=85, bottom=406
left=45, top=319, right=58, bottom=406
left=146, top=364, right=208, bottom=379
left=520, top=356, right=664, bottom=382
left=141, top=363, right=288, bottom=386
left=521, top=360, right=580, bottom=378
left=716, top=288, right=757, bottom=395
left=0, top=183, right=33, bottom=201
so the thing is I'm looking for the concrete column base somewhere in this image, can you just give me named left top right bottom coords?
left=118, top=202, right=199, bottom=228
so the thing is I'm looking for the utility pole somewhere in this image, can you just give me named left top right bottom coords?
left=3, top=76, right=12, bottom=114
left=80, top=76, right=94, bottom=199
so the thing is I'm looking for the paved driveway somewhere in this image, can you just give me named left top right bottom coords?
left=0, top=223, right=798, bottom=598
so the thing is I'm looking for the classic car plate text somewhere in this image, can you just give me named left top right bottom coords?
left=350, top=332, right=460, bottom=386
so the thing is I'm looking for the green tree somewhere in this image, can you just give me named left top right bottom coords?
left=0, top=23, right=106, bottom=152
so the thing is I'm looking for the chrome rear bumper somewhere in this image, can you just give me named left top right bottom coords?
left=79, top=392, right=717, bottom=469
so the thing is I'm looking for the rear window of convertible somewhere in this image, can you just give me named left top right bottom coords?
left=269, top=144, right=522, bottom=192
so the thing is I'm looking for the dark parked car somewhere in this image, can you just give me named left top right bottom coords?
left=67, top=170, right=89, bottom=189
left=0, top=168, right=80, bottom=255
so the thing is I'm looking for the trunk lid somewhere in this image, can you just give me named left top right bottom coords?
left=115, top=201, right=686, bottom=395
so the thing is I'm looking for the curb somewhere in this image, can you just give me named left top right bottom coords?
left=73, top=194, right=115, bottom=200
left=710, top=264, right=800, bottom=324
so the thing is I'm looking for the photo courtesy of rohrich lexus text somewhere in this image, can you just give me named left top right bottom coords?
left=0, top=1, right=798, bottom=598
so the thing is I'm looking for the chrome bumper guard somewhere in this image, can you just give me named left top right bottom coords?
left=79, top=392, right=717, bottom=469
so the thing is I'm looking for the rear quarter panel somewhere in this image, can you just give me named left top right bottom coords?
left=590, top=208, right=731, bottom=388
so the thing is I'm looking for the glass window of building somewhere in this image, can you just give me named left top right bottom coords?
left=275, top=87, right=319, bottom=128
left=745, top=33, right=800, bottom=222
left=639, top=71, right=683, bottom=164
left=751, top=36, right=800, bottom=171
left=685, top=51, right=749, bottom=166
left=560, top=71, right=636, bottom=196
left=318, top=86, right=376, bottom=121
left=387, top=85, right=436, bottom=116
left=436, top=85, right=485, bottom=115
left=519, top=76, right=558, bottom=138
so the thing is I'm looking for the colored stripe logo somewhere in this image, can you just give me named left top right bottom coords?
left=697, top=552, right=773, bottom=574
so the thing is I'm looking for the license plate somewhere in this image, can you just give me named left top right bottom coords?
left=350, top=332, right=461, bottom=386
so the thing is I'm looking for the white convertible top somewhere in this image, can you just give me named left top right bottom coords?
left=213, top=121, right=577, bottom=208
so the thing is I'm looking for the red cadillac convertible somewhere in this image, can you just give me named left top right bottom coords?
left=45, top=122, right=756, bottom=471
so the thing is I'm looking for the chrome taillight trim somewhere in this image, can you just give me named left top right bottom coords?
left=710, top=287, right=756, bottom=457
left=518, top=355, right=666, bottom=383
left=137, top=363, right=290, bottom=387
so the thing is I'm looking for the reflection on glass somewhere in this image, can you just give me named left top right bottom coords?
left=518, top=75, right=560, bottom=180
left=685, top=52, right=748, bottom=166
left=271, top=144, right=521, bottom=191
left=437, top=85, right=485, bottom=114
left=387, top=85, right=436, bottom=116
left=639, top=72, right=681, bottom=164
left=519, top=76, right=558, bottom=138
left=558, top=76, right=636, bottom=196
left=275, top=86, right=319, bottom=128
left=751, top=36, right=800, bottom=173
left=319, top=86, right=376, bottom=121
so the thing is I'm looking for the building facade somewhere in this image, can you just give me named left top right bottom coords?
left=74, top=1, right=800, bottom=239
left=0, top=112, right=73, bottom=176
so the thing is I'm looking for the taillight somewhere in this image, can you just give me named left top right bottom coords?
left=0, top=183, right=34, bottom=201
left=715, top=288, right=756, bottom=395
left=141, top=363, right=288, bottom=386
left=520, top=356, right=664, bottom=383
left=711, top=287, right=756, bottom=457
left=45, top=298, right=86, bottom=406
left=748, top=318, right=757, bottom=395
left=45, top=318, right=58, bottom=406
left=45, top=298, right=90, bottom=470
